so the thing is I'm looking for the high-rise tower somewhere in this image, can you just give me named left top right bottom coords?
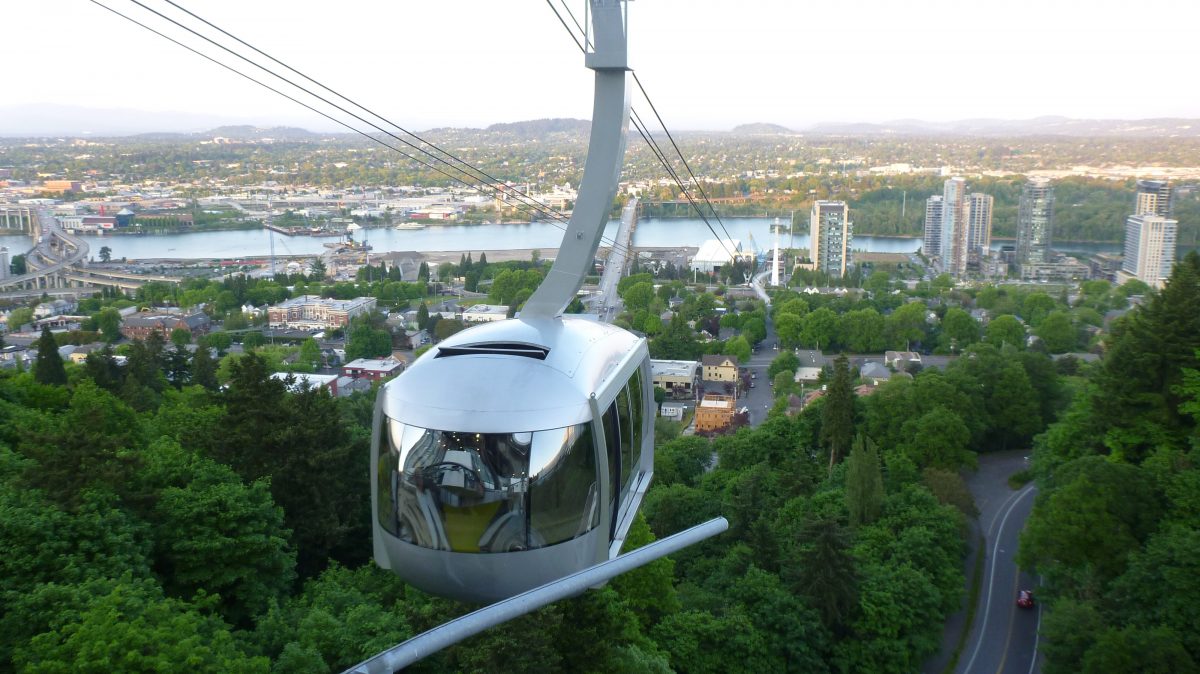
left=809, top=200, right=853, bottom=277
left=940, top=177, right=971, bottom=276
left=966, top=193, right=994, bottom=264
left=1134, top=179, right=1172, bottom=217
left=1120, top=180, right=1176, bottom=289
left=1120, top=214, right=1178, bottom=289
left=1017, top=178, right=1055, bottom=267
left=923, top=195, right=944, bottom=258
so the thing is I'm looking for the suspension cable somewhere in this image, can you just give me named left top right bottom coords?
left=93, top=0, right=639, bottom=260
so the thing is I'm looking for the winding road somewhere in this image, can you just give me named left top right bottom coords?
left=956, top=451, right=1043, bottom=674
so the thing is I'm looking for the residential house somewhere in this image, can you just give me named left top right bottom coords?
left=859, top=362, right=892, bottom=386
left=701, top=354, right=739, bottom=383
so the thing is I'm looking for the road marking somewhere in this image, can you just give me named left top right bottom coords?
left=987, top=486, right=1025, bottom=537
left=994, top=572, right=1021, bottom=674
left=962, top=484, right=1035, bottom=674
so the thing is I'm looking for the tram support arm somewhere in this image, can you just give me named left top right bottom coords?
left=345, top=517, right=729, bottom=674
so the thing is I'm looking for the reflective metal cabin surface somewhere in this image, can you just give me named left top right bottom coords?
left=374, top=316, right=648, bottom=601
left=383, top=317, right=642, bottom=432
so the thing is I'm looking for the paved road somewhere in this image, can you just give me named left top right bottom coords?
left=955, top=451, right=1042, bottom=674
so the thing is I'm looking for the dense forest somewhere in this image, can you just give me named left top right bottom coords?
left=1018, top=252, right=1200, bottom=672
left=0, top=283, right=1077, bottom=673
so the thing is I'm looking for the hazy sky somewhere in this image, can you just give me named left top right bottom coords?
left=5, top=0, right=1199, bottom=131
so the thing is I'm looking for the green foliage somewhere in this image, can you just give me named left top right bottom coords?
left=149, top=454, right=296, bottom=625
left=885, top=301, right=928, bottom=350
left=838, top=308, right=886, bottom=352
left=984, top=314, right=1025, bottom=349
left=345, top=317, right=392, bottom=360
left=767, top=350, right=799, bottom=379
left=845, top=435, right=884, bottom=526
left=654, top=436, right=712, bottom=488
left=253, top=564, right=412, bottom=672
left=938, top=307, right=979, bottom=353
left=1036, top=310, right=1077, bottom=353
left=8, top=306, right=34, bottom=330
left=898, top=406, right=975, bottom=470
left=96, top=307, right=122, bottom=343
left=820, top=354, right=855, bottom=470
left=33, top=326, right=67, bottom=386
left=13, top=577, right=267, bottom=673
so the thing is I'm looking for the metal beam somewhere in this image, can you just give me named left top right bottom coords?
left=521, top=0, right=630, bottom=319
left=344, top=517, right=728, bottom=674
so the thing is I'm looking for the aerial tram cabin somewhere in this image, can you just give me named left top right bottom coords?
left=371, top=318, right=653, bottom=602
left=370, top=0, right=647, bottom=603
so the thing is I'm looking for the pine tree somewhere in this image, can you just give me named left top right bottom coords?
left=821, top=354, right=855, bottom=473
left=192, top=344, right=219, bottom=391
left=33, top=325, right=67, bottom=386
left=845, top=435, right=883, bottom=526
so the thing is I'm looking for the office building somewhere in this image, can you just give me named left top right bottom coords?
left=1134, top=179, right=1172, bottom=217
left=1017, top=178, right=1055, bottom=267
left=923, top=196, right=943, bottom=257
left=966, top=193, right=994, bottom=264
left=809, top=200, right=853, bottom=277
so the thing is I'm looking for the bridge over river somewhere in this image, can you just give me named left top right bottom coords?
left=0, top=207, right=182, bottom=297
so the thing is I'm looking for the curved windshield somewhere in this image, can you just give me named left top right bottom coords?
left=378, top=419, right=598, bottom=553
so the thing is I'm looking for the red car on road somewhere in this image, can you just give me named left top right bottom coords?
left=1017, top=590, right=1035, bottom=609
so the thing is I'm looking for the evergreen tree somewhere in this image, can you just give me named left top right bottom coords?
left=845, top=435, right=883, bottom=526
left=33, top=325, right=67, bottom=386
left=785, top=516, right=858, bottom=630
left=192, top=345, right=219, bottom=391
left=1092, top=251, right=1200, bottom=461
left=821, top=354, right=855, bottom=473
left=164, top=345, right=191, bottom=389
left=416, top=302, right=429, bottom=330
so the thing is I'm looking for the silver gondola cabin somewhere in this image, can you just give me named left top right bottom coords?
left=371, top=317, right=653, bottom=602
left=371, top=0, right=654, bottom=603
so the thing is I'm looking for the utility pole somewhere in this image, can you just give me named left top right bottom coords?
left=267, top=194, right=276, bottom=279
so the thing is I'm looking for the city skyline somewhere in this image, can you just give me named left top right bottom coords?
left=4, top=1, right=1200, bottom=132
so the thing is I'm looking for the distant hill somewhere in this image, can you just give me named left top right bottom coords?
left=4, top=105, right=1198, bottom=140
left=806, top=116, right=1200, bottom=138
left=484, top=118, right=591, bottom=136
left=731, top=123, right=794, bottom=134
left=201, top=125, right=324, bottom=141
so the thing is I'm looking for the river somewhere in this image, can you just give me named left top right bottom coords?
left=0, top=217, right=1124, bottom=261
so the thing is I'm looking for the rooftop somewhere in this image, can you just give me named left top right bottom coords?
left=463, top=304, right=509, bottom=315
left=344, top=357, right=404, bottom=371
left=651, top=359, right=699, bottom=377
